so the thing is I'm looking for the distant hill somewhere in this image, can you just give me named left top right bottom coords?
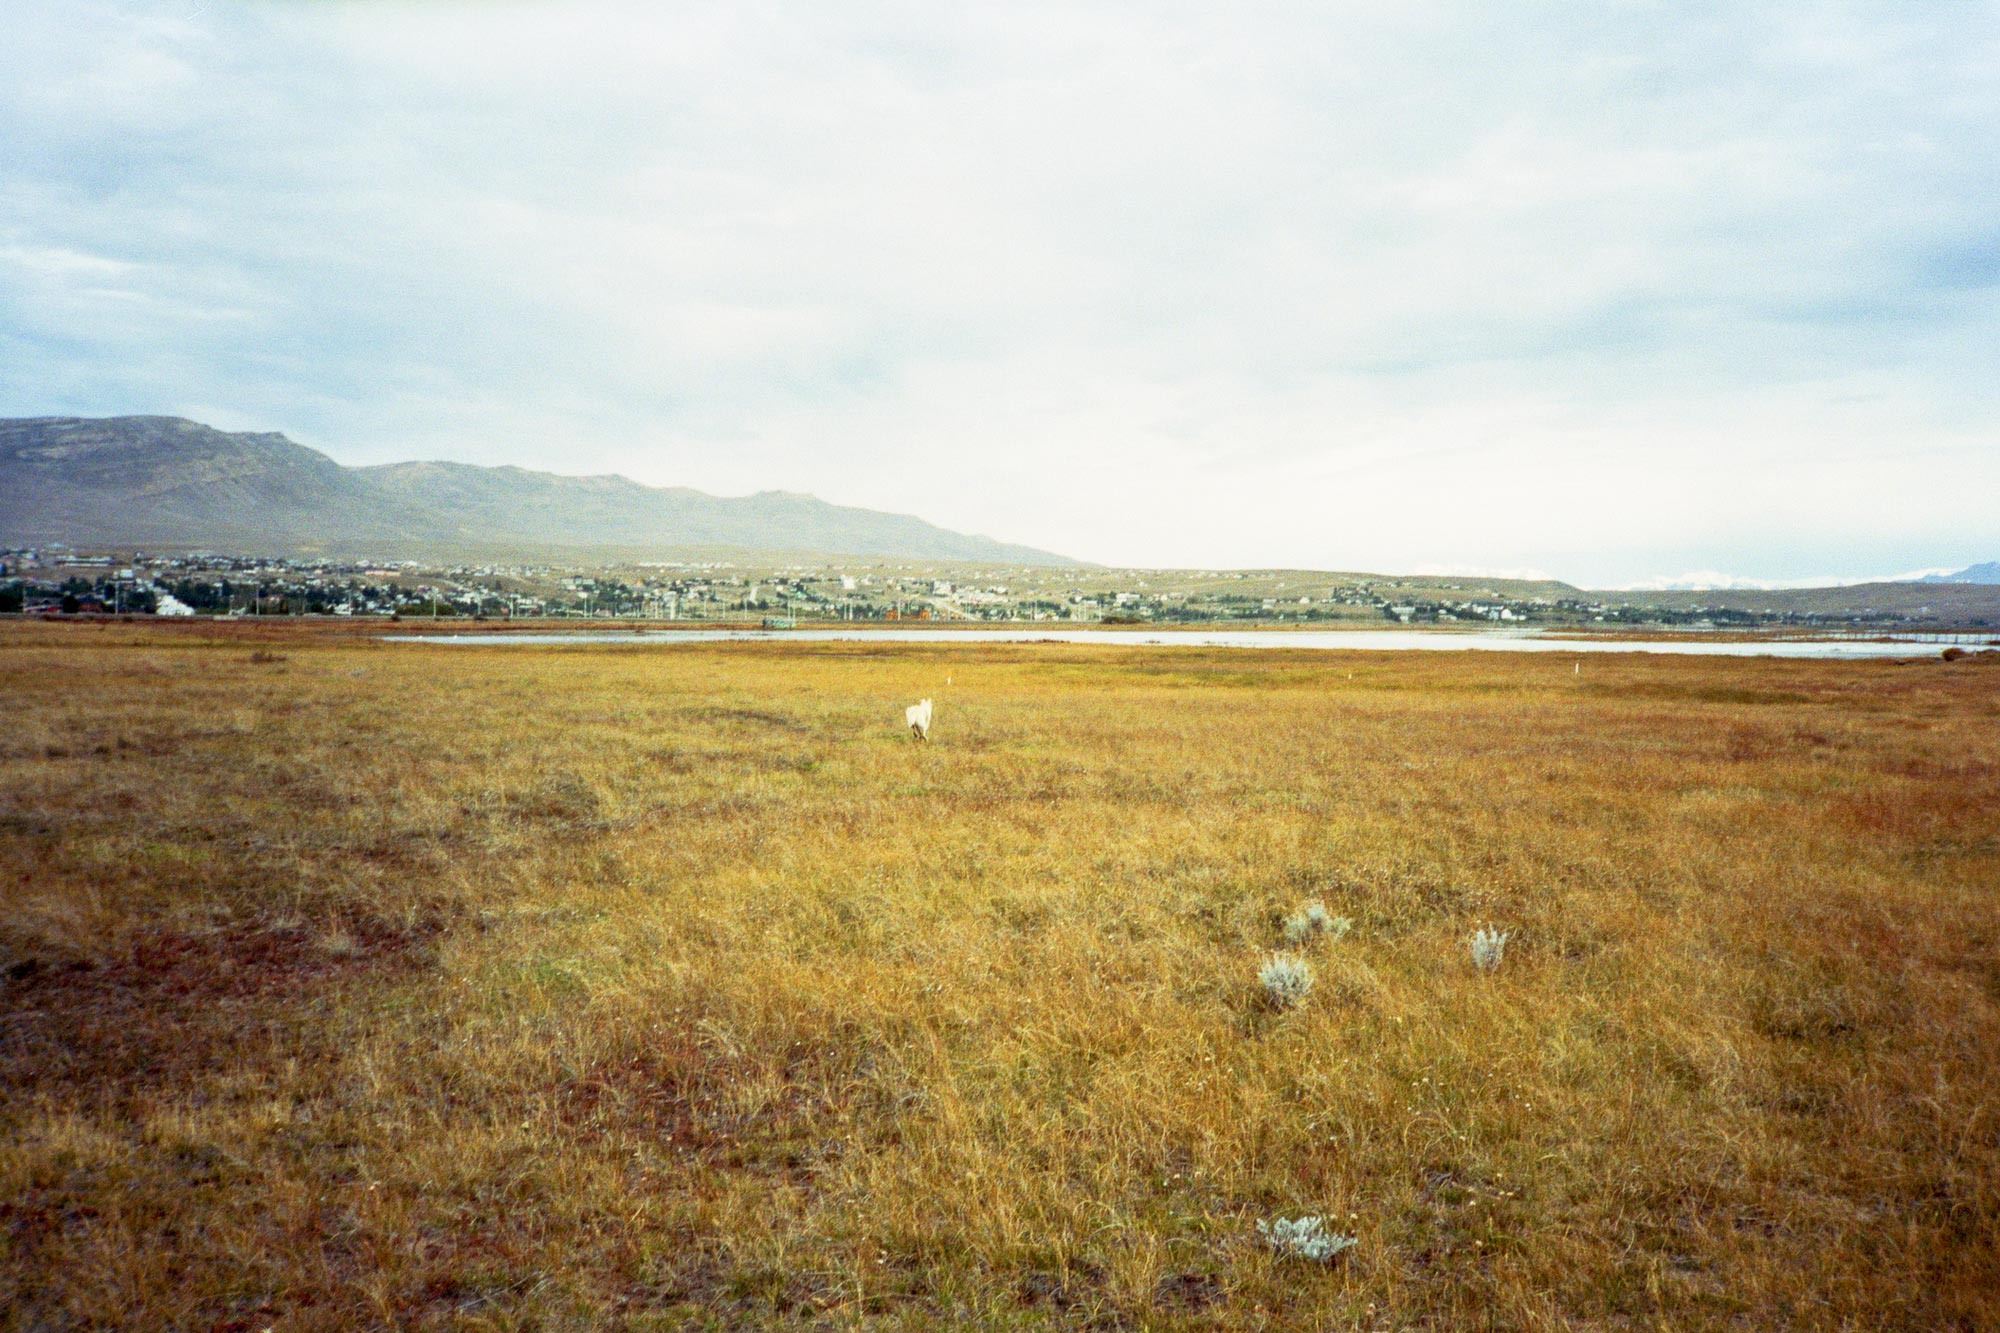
left=1921, top=562, right=2000, bottom=585
left=1583, top=580, right=2000, bottom=620
left=0, top=416, right=1081, bottom=565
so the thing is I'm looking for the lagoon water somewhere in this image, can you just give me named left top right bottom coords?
left=386, top=626, right=1976, bottom=659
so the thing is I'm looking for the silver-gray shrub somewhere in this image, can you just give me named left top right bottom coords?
left=1283, top=901, right=1352, bottom=945
left=1259, top=953, right=1315, bottom=1008
left=1257, top=1215, right=1358, bottom=1263
left=1470, top=926, right=1510, bottom=973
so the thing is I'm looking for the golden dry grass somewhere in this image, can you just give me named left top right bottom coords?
left=2, top=621, right=1996, bottom=1331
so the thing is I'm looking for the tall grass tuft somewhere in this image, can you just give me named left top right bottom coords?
left=1470, top=926, right=1510, bottom=973
left=1257, top=1215, right=1358, bottom=1263
left=1259, top=953, right=1315, bottom=1008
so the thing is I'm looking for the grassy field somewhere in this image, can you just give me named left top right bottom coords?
left=2, top=622, right=1996, bottom=1331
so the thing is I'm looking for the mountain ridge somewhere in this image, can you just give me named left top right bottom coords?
left=1921, top=561, right=2000, bottom=585
left=0, top=416, right=1082, bottom=565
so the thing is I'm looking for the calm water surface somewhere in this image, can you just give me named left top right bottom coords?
left=384, top=626, right=1972, bottom=659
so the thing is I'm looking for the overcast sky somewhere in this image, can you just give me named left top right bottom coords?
left=3, top=2, right=1996, bottom=585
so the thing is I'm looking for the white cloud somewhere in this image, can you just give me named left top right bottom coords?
left=2, top=0, right=1997, bottom=582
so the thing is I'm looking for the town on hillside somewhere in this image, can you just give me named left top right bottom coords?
left=4, top=547, right=1996, bottom=632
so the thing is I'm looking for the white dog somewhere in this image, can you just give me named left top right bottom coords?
left=905, top=697, right=932, bottom=741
